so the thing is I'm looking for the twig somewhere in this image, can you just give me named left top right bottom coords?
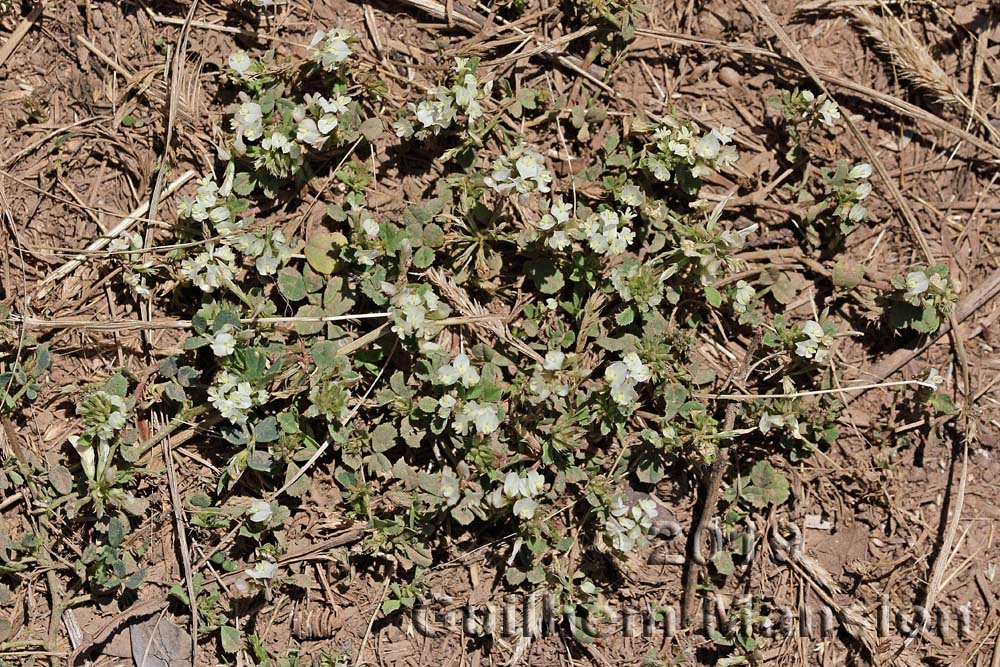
left=680, top=337, right=758, bottom=627
left=31, top=170, right=195, bottom=300
left=355, top=580, right=390, bottom=667
left=163, top=435, right=199, bottom=664
left=0, top=4, right=43, bottom=71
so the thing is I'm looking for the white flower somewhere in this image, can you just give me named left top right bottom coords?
left=539, top=196, right=571, bottom=230
left=229, top=50, right=252, bottom=75
left=795, top=320, right=832, bottom=363
left=296, top=119, right=326, bottom=150
left=437, top=353, right=480, bottom=388
left=361, top=215, right=380, bottom=238
left=474, top=405, right=500, bottom=434
left=619, top=184, right=645, bottom=207
left=733, top=280, right=755, bottom=314
left=605, top=352, right=650, bottom=407
left=512, top=497, right=538, bottom=519
left=848, top=163, right=872, bottom=180
left=818, top=97, right=840, bottom=126
left=208, top=371, right=268, bottom=425
left=248, top=500, right=273, bottom=523
left=231, top=95, right=263, bottom=151
left=484, top=145, right=552, bottom=196
left=543, top=350, right=565, bottom=371
left=758, top=412, right=785, bottom=434
left=70, top=435, right=96, bottom=481
left=393, top=117, right=415, bottom=138
left=210, top=328, right=237, bottom=357
left=924, top=368, right=944, bottom=391
left=308, top=28, right=352, bottom=70
left=246, top=561, right=279, bottom=580
left=904, top=271, right=929, bottom=302
left=452, top=400, right=500, bottom=436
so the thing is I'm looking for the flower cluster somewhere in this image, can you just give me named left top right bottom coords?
left=605, top=352, right=651, bottom=407
left=603, top=495, right=658, bottom=553
left=484, top=144, right=552, bottom=197
left=528, top=350, right=572, bottom=401
left=449, top=398, right=501, bottom=436
left=394, top=58, right=493, bottom=140
left=381, top=282, right=450, bottom=343
left=436, top=352, right=480, bottom=388
left=308, top=29, right=352, bottom=70
left=488, top=470, right=545, bottom=519
left=610, top=258, right=665, bottom=312
left=179, top=243, right=238, bottom=293
left=901, top=268, right=949, bottom=307
left=832, top=163, right=873, bottom=225
left=538, top=196, right=573, bottom=250
left=577, top=208, right=636, bottom=255
left=77, top=390, right=129, bottom=443
left=644, top=117, right=738, bottom=184
left=231, top=94, right=264, bottom=154
left=794, top=320, right=833, bottom=363
left=207, top=371, right=268, bottom=425
left=295, top=93, right=352, bottom=150
left=800, top=90, right=840, bottom=126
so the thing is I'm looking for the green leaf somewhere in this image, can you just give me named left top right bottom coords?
left=743, top=461, right=790, bottom=508
left=277, top=268, right=308, bottom=302
left=372, top=423, right=396, bottom=453
left=304, top=233, right=345, bottom=275
left=527, top=259, right=565, bottom=295
left=381, top=598, right=401, bottom=615
left=254, top=417, right=279, bottom=443
left=294, top=304, right=325, bottom=336
left=413, top=246, right=436, bottom=269
left=359, top=117, right=383, bottom=142
left=704, top=285, right=723, bottom=308
left=220, top=625, right=242, bottom=653
left=323, top=276, right=356, bottom=317
left=311, top=340, right=341, bottom=369
left=107, top=516, right=125, bottom=548
left=615, top=308, right=635, bottom=326
left=712, top=549, right=735, bottom=576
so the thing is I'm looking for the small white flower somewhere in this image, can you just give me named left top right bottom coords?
left=361, top=215, right=380, bottom=238
left=246, top=561, right=279, bottom=580
left=904, top=271, right=929, bottom=301
left=758, top=412, right=785, bottom=434
left=924, top=367, right=944, bottom=391
left=512, top=497, right=538, bottom=519
left=818, top=97, right=840, bottom=126
left=308, top=28, right=352, bottom=70
left=210, top=328, right=237, bottom=357
left=248, top=500, right=273, bottom=523
left=229, top=50, right=252, bottom=75
left=848, top=163, right=872, bottom=180
left=543, top=350, right=565, bottom=371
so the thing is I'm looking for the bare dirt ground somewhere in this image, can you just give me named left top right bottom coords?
left=1, top=0, right=999, bottom=665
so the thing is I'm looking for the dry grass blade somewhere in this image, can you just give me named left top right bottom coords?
left=851, top=7, right=999, bottom=142
left=427, top=267, right=545, bottom=364
left=0, top=4, right=42, bottom=70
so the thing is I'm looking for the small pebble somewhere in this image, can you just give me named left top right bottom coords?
left=718, top=66, right=741, bottom=87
